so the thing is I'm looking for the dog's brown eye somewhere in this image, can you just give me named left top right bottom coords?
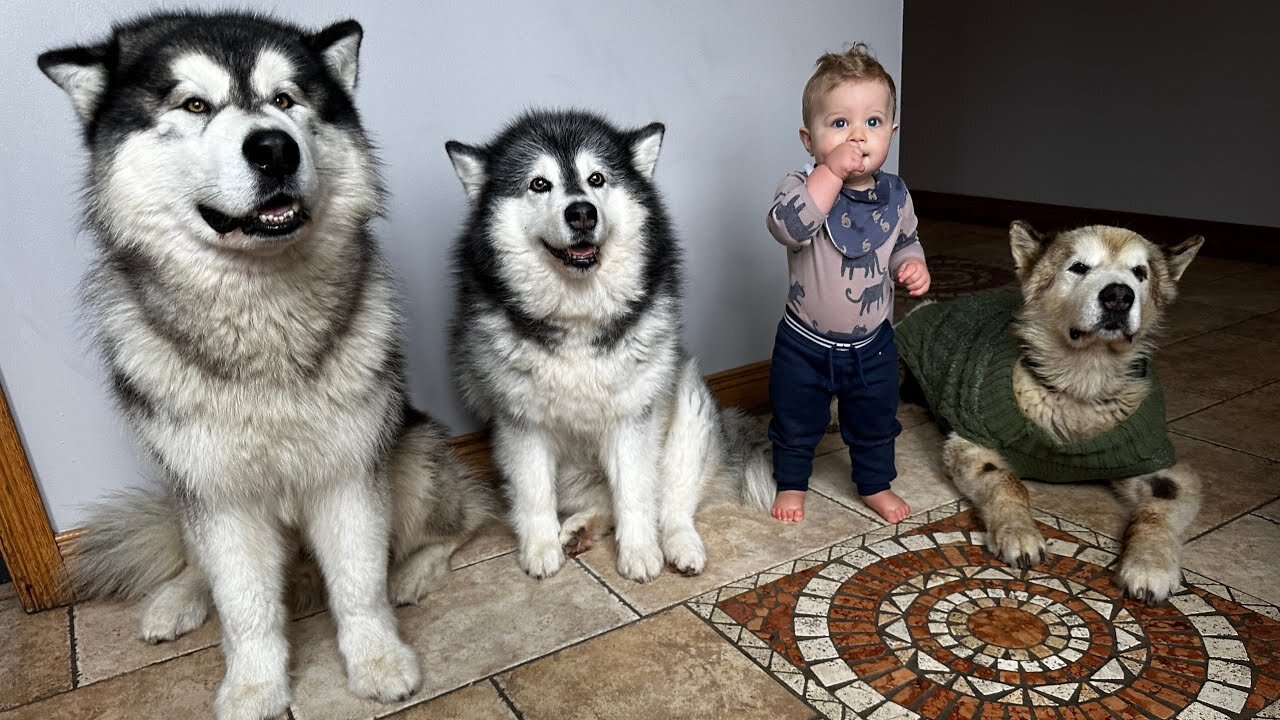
left=529, top=177, right=552, bottom=193
left=587, top=172, right=606, bottom=188
left=274, top=93, right=294, bottom=110
left=183, top=97, right=209, bottom=113
left=1068, top=261, right=1090, bottom=275
left=1132, top=266, right=1148, bottom=282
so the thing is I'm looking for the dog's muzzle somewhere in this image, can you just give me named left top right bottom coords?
left=1097, top=283, right=1135, bottom=333
left=199, top=194, right=310, bottom=238
left=542, top=201, right=601, bottom=269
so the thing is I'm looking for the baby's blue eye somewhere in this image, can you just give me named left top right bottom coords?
left=867, top=118, right=881, bottom=128
left=832, top=118, right=847, bottom=128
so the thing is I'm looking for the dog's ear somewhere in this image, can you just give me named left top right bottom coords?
left=629, top=122, right=665, bottom=179
left=309, top=20, right=363, bottom=95
left=1009, top=220, right=1049, bottom=278
left=445, top=141, right=488, bottom=201
left=38, top=43, right=111, bottom=125
left=1164, top=235, right=1204, bottom=281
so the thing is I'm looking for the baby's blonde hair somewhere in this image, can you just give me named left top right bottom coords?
left=802, top=42, right=897, bottom=127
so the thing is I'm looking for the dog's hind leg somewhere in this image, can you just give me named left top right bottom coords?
left=655, top=361, right=719, bottom=575
left=139, top=563, right=211, bottom=643
left=1112, top=464, right=1201, bottom=604
left=942, top=433, right=1046, bottom=569
left=556, top=466, right=613, bottom=557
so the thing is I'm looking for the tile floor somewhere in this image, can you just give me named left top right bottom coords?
left=2, top=220, right=1277, bottom=719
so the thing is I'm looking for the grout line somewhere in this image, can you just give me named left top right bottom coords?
left=67, top=604, right=80, bottom=689
left=1248, top=511, right=1280, bottom=528
left=572, top=556, right=642, bottom=618
left=1188, top=497, right=1280, bottom=543
left=490, top=677, right=527, bottom=720
left=1169, top=428, right=1280, bottom=464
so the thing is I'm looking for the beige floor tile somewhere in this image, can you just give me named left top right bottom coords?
left=810, top=421, right=960, bottom=522
left=1221, top=310, right=1280, bottom=344
left=288, top=554, right=635, bottom=720
left=452, top=521, right=517, bottom=569
left=1163, top=386, right=1221, bottom=421
left=74, top=599, right=223, bottom=687
left=1025, top=479, right=1127, bottom=539
left=579, top=494, right=875, bottom=616
left=0, top=646, right=244, bottom=720
left=1157, top=331, right=1280, bottom=399
left=1184, top=514, right=1280, bottom=605
left=1255, top=500, right=1280, bottom=524
left=1172, top=383, right=1280, bottom=461
left=0, top=600, right=71, bottom=711
left=497, top=607, right=814, bottom=720
left=0, top=583, right=14, bottom=602
left=1158, top=300, right=1258, bottom=345
left=1180, top=255, right=1272, bottom=283
left=1178, top=266, right=1280, bottom=314
left=385, top=682, right=515, bottom=719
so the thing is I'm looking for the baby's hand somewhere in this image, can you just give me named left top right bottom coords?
left=897, top=258, right=930, bottom=296
left=823, top=141, right=866, bottom=181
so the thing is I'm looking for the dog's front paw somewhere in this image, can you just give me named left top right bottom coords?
left=346, top=638, right=422, bottom=704
left=215, top=674, right=290, bottom=720
left=519, top=537, right=566, bottom=579
left=987, top=522, right=1047, bottom=570
left=140, top=581, right=210, bottom=643
left=559, top=512, right=608, bottom=557
left=662, top=528, right=706, bottom=575
left=1116, top=546, right=1181, bottom=605
left=617, top=540, right=664, bottom=583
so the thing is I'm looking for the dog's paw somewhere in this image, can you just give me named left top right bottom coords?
left=214, top=674, right=290, bottom=720
left=519, top=537, right=566, bottom=579
left=617, top=540, right=664, bottom=583
left=662, top=528, right=706, bottom=575
left=1116, top=550, right=1181, bottom=605
left=559, top=512, right=606, bottom=557
left=388, top=556, right=450, bottom=606
left=139, top=579, right=210, bottom=643
left=987, top=522, right=1047, bottom=570
left=346, top=638, right=422, bottom=704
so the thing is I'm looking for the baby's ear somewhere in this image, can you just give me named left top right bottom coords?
left=1009, top=220, right=1049, bottom=279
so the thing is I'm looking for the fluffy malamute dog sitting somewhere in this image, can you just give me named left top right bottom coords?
left=40, top=13, right=490, bottom=718
left=897, top=221, right=1203, bottom=604
left=445, top=111, right=774, bottom=583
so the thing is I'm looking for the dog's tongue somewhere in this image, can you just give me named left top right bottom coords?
left=257, top=201, right=294, bottom=216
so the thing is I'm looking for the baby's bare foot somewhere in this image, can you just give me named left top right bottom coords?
left=862, top=490, right=910, bottom=524
left=771, top=490, right=807, bottom=523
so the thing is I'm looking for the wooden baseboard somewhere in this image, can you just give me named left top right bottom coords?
left=912, top=190, right=1280, bottom=264
left=55, top=358, right=774, bottom=553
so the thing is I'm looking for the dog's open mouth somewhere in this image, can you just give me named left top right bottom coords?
left=199, top=195, right=310, bottom=238
left=1071, top=324, right=1135, bottom=343
left=542, top=240, right=599, bottom=269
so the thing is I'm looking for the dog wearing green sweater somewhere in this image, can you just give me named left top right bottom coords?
left=897, top=222, right=1204, bottom=604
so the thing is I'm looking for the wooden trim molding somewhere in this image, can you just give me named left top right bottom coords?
left=911, top=190, right=1280, bottom=265
left=0, top=384, right=72, bottom=611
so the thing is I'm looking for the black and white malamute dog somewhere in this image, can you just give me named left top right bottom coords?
left=40, top=13, right=490, bottom=719
left=445, top=111, right=773, bottom=583
left=897, top=222, right=1203, bottom=604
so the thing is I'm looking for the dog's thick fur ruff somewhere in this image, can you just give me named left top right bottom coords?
left=446, top=110, right=773, bottom=583
left=41, top=13, right=491, bottom=719
left=903, top=222, right=1203, bottom=604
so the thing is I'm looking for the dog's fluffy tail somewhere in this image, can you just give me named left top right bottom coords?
left=65, top=488, right=187, bottom=601
left=720, top=408, right=774, bottom=511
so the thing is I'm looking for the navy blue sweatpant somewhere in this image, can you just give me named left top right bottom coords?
left=768, top=316, right=902, bottom=496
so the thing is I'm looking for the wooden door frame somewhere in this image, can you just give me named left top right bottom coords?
left=0, top=381, right=71, bottom=611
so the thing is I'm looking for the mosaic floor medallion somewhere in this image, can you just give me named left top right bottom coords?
left=689, top=502, right=1280, bottom=720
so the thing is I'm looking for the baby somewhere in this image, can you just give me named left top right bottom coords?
left=764, top=43, right=930, bottom=524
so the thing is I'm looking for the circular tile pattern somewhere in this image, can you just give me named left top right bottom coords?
left=789, top=533, right=1250, bottom=714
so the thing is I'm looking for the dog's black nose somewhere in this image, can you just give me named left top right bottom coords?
left=1099, top=283, right=1135, bottom=313
left=564, top=202, right=597, bottom=232
left=243, top=129, right=301, bottom=178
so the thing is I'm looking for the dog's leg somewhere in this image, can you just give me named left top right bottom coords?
left=185, top=505, right=292, bottom=720
left=603, top=415, right=664, bottom=583
left=494, top=421, right=565, bottom=578
left=656, top=364, right=717, bottom=575
left=388, top=540, right=459, bottom=606
left=139, top=563, right=211, bottom=643
left=556, top=466, right=613, bottom=557
left=303, top=477, right=421, bottom=704
left=1112, top=464, right=1201, bottom=604
left=942, top=433, right=1046, bottom=569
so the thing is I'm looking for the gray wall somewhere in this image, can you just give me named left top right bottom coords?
left=902, top=2, right=1280, bottom=228
left=0, top=1, right=904, bottom=531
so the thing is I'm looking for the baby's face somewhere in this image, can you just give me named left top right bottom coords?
left=802, top=79, right=897, bottom=183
